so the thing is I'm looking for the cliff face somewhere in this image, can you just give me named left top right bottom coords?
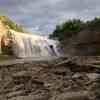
left=0, top=16, right=24, bottom=54
left=51, top=18, right=100, bottom=56
left=61, top=27, right=100, bottom=56
left=73, top=27, right=100, bottom=55
left=0, top=20, right=8, bottom=54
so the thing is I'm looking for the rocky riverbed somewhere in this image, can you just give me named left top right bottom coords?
left=0, top=57, right=100, bottom=100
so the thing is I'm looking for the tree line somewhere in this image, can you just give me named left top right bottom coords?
left=0, top=16, right=24, bottom=32
left=49, top=17, right=100, bottom=42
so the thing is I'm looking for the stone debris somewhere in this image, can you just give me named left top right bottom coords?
left=0, top=58, right=99, bottom=100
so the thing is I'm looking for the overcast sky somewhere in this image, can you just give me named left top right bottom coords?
left=0, top=0, right=100, bottom=35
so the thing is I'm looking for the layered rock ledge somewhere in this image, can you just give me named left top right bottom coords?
left=0, top=57, right=100, bottom=100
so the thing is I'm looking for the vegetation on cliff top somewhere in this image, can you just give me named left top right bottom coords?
left=0, top=16, right=24, bottom=32
left=49, top=17, right=100, bottom=42
left=49, top=19, right=84, bottom=41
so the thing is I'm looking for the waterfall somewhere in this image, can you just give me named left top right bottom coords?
left=7, top=30, right=59, bottom=58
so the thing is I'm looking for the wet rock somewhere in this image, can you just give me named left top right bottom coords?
left=0, top=59, right=99, bottom=100
left=50, top=91, right=89, bottom=100
left=86, top=73, right=100, bottom=80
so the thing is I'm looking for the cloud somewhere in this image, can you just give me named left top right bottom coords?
left=0, top=0, right=100, bottom=35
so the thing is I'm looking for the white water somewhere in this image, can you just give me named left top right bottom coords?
left=9, top=30, right=59, bottom=58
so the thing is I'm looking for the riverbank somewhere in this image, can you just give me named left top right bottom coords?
left=0, top=57, right=100, bottom=100
left=0, top=55, right=15, bottom=61
left=0, top=56, right=60, bottom=66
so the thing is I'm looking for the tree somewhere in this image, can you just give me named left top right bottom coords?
left=0, top=16, right=24, bottom=32
left=86, top=17, right=100, bottom=29
left=49, top=19, right=84, bottom=41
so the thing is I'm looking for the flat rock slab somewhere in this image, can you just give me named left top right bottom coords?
left=51, top=91, right=89, bottom=100
left=0, top=56, right=59, bottom=66
left=0, top=57, right=99, bottom=100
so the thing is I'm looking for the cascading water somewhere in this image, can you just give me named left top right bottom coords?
left=5, top=30, right=60, bottom=58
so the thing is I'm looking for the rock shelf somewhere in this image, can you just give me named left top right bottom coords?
left=0, top=57, right=100, bottom=100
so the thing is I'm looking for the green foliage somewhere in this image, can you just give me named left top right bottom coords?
left=49, top=17, right=100, bottom=41
left=0, top=54, right=15, bottom=61
left=86, top=17, right=100, bottom=29
left=0, top=16, right=24, bottom=32
left=49, top=19, right=84, bottom=41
